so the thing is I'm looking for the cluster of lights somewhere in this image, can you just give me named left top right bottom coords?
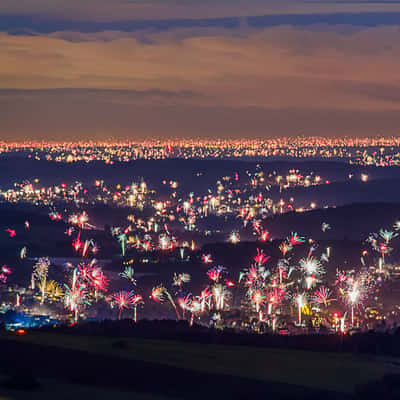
left=0, top=137, right=400, bottom=166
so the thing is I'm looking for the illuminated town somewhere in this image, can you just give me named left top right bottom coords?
left=1, top=137, right=400, bottom=166
left=0, top=138, right=399, bottom=337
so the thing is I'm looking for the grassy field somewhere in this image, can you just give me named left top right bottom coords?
left=0, top=376, right=174, bottom=400
left=3, top=332, right=398, bottom=394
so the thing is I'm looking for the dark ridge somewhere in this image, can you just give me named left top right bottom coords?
left=0, top=336, right=341, bottom=400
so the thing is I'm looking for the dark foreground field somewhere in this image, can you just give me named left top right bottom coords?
left=1, top=330, right=399, bottom=399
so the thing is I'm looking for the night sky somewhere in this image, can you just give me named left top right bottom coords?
left=2, top=0, right=400, bottom=139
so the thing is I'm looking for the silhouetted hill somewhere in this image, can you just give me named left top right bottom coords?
left=263, top=202, right=400, bottom=240
left=0, top=157, right=398, bottom=193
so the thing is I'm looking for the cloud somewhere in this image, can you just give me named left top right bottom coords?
left=3, top=11, right=400, bottom=34
left=2, top=0, right=400, bottom=23
left=1, top=23, right=400, bottom=138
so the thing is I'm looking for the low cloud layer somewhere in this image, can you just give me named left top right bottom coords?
left=3, top=92, right=400, bottom=140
